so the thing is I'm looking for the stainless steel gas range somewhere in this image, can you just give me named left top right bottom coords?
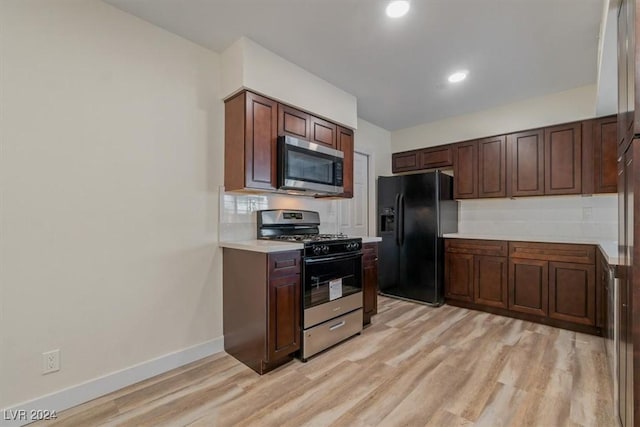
left=258, top=209, right=363, bottom=361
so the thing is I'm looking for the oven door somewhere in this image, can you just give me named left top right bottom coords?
left=279, top=136, right=344, bottom=194
left=303, top=252, right=362, bottom=309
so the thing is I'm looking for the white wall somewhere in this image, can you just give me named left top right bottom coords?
left=353, top=118, right=392, bottom=235
left=221, top=37, right=358, bottom=129
left=391, top=84, right=598, bottom=152
left=0, top=0, right=224, bottom=410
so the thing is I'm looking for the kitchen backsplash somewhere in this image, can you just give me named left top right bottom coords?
left=219, top=188, right=340, bottom=241
left=457, top=194, right=617, bottom=241
left=220, top=188, right=618, bottom=243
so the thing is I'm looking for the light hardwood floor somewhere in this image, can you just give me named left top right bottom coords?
left=35, top=297, right=615, bottom=427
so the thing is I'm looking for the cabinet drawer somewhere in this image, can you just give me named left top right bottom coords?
left=268, top=250, right=302, bottom=278
left=302, top=309, right=363, bottom=359
left=445, top=239, right=508, bottom=257
left=421, top=146, right=453, bottom=168
left=509, top=242, right=595, bottom=264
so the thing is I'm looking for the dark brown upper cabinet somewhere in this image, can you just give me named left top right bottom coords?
left=593, top=116, right=618, bottom=193
left=544, top=122, right=582, bottom=195
left=309, top=116, right=337, bottom=148
left=421, top=145, right=453, bottom=169
left=225, top=90, right=354, bottom=197
left=478, top=136, right=507, bottom=198
left=225, top=91, right=278, bottom=192
left=507, top=129, right=544, bottom=197
left=453, top=141, right=478, bottom=199
left=338, top=126, right=354, bottom=198
left=392, top=150, right=420, bottom=173
left=278, top=104, right=310, bottom=140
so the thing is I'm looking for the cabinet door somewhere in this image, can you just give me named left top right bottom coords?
left=421, top=146, right=453, bottom=168
left=278, top=104, right=310, bottom=140
left=363, top=248, right=378, bottom=326
left=478, top=136, right=507, bottom=198
left=453, top=141, right=478, bottom=199
left=593, top=116, right=618, bottom=193
left=508, top=258, right=548, bottom=316
left=338, top=126, right=354, bottom=198
left=309, top=115, right=337, bottom=148
left=392, top=151, right=419, bottom=173
left=474, top=256, right=508, bottom=309
left=445, top=252, right=474, bottom=302
left=245, top=92, right=278, bottom=190
left=267, top=274, right=301, bottom=362
left=548, top=262, right=595, bottom=325
left=507, top=129, right=544, bottom=197
left=544, top=123, right=582, bottom=195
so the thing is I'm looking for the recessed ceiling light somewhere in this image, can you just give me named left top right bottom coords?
left=448, top=71, right=468, bottom=83
left=386, top=1, right=410, bottom=18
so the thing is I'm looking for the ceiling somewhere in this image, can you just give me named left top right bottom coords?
left=104, top=0, right=605, bottom=131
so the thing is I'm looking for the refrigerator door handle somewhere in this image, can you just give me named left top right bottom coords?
left=394, top=193, right=400, bottom=246
left=399, top=193, right=405, bottom=246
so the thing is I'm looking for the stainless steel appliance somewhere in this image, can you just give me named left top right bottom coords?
left=377, top=171, right=458, bottom=305
left=258, top=209, right=362, bottom=360
left=278, top=135, right=344, bottom=195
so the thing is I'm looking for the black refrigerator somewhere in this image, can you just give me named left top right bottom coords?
left=377, top=171, right=458, bottom=306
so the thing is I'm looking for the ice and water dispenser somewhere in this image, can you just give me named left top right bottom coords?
left=380, top=207, right=395, bottom=233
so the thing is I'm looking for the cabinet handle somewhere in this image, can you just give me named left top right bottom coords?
left=329, top=321, right=346, bottom=331
left=333, top=307, right=342, bottom=312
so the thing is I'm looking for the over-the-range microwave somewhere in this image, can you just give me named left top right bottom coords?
left=278, top=135, right=344, bottom=195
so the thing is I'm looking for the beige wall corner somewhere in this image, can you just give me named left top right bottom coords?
left=220, top=37, right=358, bottom=129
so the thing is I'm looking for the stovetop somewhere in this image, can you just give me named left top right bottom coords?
left=265, top=233, right=350, bottom=243
left=257, top=209, right=362, bottom=256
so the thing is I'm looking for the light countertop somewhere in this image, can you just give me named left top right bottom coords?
left=219, top=236, right=382, bottom=253
left=443, top=233, right=619, bottom=265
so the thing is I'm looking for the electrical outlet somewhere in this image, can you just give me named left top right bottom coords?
left=42, top=349, right=60, bottom=374
left=582, top=207, right=593, bottom=220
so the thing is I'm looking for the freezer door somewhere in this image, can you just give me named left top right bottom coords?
left=377, top=175, right=402, bottom=294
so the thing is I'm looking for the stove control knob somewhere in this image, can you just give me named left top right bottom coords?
left=313, top=246, right=322, bottom=255
left=322, top=245, right=330, bottom=254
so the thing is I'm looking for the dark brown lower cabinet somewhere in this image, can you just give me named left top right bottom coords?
left=445, top=239, right=602, bottom=335
left=223, top=248, right=302, bottom=374
left=445, top=239, right=508, bottom=307
left=548, top=262, right=595, bottom=325
left=362, top=242, right=379, bottom=325
left=444, top=252, right=474, bottom=302
left=474, top=256, right=508, bottom=309
left=267, top=275, right=301, bottom=361
left=509, top=258, right=548, bottom=316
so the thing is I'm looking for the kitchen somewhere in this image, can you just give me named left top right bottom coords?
left=0, top=0, right=634, bottom=426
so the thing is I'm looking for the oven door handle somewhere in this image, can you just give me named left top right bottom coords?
left=304, top=253, right=362, bottom=264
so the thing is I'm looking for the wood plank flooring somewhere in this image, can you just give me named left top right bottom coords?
left=34, top=297, right=615, bottom=427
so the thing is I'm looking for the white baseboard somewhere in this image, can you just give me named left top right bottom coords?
left=1, top=337, right=224, bottom=427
